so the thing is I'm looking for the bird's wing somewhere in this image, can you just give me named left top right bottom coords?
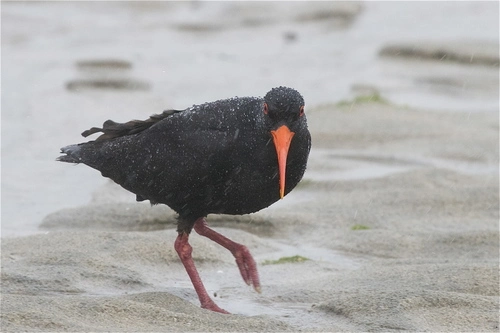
left=81, top=109, right=184, bottom=141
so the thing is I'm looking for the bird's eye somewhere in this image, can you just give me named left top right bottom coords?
left=263, top=103, right=269, bottom=115
left=299, top=106, right=305, bottom=117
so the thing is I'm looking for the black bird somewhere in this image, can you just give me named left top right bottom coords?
left=58, top=86, right=311, bottom=313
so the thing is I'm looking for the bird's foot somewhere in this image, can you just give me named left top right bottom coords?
left=231, top=244, right=261, bottom=293
left=201, top=300, right=230, bottom=314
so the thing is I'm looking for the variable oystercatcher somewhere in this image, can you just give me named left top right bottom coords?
left=57, top=86, right=311, bottom=313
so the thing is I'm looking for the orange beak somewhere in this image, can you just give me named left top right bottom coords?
left=270, top=125, right=295, bottom=199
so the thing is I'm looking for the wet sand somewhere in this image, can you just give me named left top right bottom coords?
left=3, top=102, right=499, bottom=331
left=2, top=1, right=499, bottom=332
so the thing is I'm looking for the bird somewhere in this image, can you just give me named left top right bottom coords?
left=57, top=86, right=311, bottom=313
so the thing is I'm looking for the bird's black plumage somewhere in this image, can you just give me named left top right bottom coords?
left=58, top=87, right=311, bottom=233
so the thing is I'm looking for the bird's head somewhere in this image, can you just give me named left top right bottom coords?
left=263, top=86, right=306, bottom=199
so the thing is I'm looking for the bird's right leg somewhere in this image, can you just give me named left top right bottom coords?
left=193, top=217, right=261, bottom=293
left=174, top=232, right=229, bottom=314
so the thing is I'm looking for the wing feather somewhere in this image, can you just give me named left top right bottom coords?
left=81, top=109, right=183, bottom=141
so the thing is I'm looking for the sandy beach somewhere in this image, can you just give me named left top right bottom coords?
left=2, top=2, right=499, bottom=332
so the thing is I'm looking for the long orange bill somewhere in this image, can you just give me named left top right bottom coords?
left=270, top=125, right=295, bottom=199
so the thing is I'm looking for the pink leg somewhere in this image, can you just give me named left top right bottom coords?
left=193, top=217, right=261, bottom=293
left=174, top=232, right=229, bottom=314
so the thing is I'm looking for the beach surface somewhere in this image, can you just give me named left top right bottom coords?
left=2, top=2, right=499, bottom=332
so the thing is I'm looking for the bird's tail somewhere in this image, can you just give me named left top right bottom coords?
left=56, top=144, right=83, bottom=163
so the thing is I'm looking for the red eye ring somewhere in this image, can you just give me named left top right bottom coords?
left=299, top=105, right=305, bottom=117
left=263, top=103, right=269, bottom=114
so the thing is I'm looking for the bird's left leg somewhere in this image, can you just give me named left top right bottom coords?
left=193, top=217, right=261, bottom=293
